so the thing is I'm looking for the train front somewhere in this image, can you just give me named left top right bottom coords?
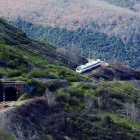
left=76, top=66, right=81, bottom=73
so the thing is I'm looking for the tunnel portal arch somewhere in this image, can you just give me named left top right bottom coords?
left=5, top=87, right=17, bottom=101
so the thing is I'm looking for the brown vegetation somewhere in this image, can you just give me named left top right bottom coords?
left=0, top=0, right=140, bottom=43
left=91, top=62, right=138, bottom=80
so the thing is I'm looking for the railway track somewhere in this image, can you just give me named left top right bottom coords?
left=0, top=101, right=15, bottom=107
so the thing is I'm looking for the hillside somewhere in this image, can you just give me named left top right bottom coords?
left=1, top=0, right=140, bottom=68
left=0, top=0, right=140, bottom=43
left=1, top=80, right=140, bottom=140
left=0, top=18, right=89, bottom=82
left=91, top=62, right=140, bottom=80
left=8, top=20, right=140, bottom=68
left=0, top=18, right=140, bottom=140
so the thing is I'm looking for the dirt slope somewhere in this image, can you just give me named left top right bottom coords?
left=87, top=59, right=108, bottom=67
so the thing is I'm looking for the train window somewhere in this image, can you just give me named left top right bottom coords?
left=77, top=67, right=81, bottom=71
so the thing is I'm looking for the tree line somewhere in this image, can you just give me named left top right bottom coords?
left=8, top=20, right=140, bottom=69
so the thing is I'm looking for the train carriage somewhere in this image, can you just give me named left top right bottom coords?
left=76, top=59, right=101, bottom=73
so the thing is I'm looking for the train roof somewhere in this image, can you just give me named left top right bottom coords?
left=79, top=59, right=101, bottom=69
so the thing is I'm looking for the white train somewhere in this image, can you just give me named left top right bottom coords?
left=76, top=59, right=101, bottom=73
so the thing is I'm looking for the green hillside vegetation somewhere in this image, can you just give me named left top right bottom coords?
left=3, top=80, right=140, bottom=140
left=0, top=130, right=15, bottom=140
left=0, top=18, right=89, bottom=82
left=8, top=20, right=140, bottom=69
left=1, top=18, right=140, bottom=140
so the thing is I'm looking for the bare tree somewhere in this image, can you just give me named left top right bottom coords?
left=0, top=108, right=40, bottom=140
left=97, top=97, right=102, bottom=114
left=124, top=102, right=130, bottom=121
left=104, top=91, right=110, bottom=111
left=44, top=88, right=56, bottom=106
left=84, top=94, right=94, bottom=113
left=56, top=47, right=79, bottom=67
left=131, top=81, right=140, bottom=97
left=130, top=103, right=137, bottom=122
left=124, top=102, right=138, bottom=122
left=70, top=42, right=80, bottom=54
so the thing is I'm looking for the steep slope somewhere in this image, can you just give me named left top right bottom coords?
left=0, top=18, right=89, bottom=82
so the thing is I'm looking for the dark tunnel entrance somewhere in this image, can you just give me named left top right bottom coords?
left=5, top=87, right=17, bottom=101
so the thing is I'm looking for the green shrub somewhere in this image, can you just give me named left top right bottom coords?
left=25, top=74, right=32, bottom=79
left=59, top=102, right=65, bottom=106
left=18, top=93, right=31, bottom=100
left=22, top=78, right=26, bottom=81
left=0, top=130, right=15, bottom=140
left=26, top=79, right=38, bottom=86
left=52, top=108, right=59, bottom=113
left=34, top=84, right=46, bottom=95
left=23, top=130, right=29, bottom=137
left=110, top=92, right=125, bottom=101
left=79, top=103, right=84, bottom=109
left=49, top=82, right=55, bottom=90
left=22, top=73, right=26, bottom=78
left=40, top=134, right=53, bottom=140
left=0, top=36, right=6, bottom=44
left=16, top=31, right=27, bottom=38
left=118, top=121, right=130, bottom=129
left=80, top=83, right=87, bottom=90
left=55, top=90, right=71, bottom=102
left=66, top=77, right=80, bottom=82
left=89, top=115, right=101, bottom=122
left=65, top=102, right=71, bottom=112
left=69, top=88, right=84, bottom=100
left=103, top=115, right=113, bottom=126
left=69, top=96, right=80, bottom=106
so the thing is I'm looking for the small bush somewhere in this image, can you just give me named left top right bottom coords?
left=79, top=104, right=84, bottom=109
left=0, top=130, right=15, bottom=140
left=49, top=82, right=55, bottom=90
left=103, top=115, right=113, bottom=126
left=23, top=130, right=29, bottom=137
left=40, top=134, right=53, bottom=140
left=65, top=102, right=71, bottom=112
left=35, top=84, right=46, bottom=95
left=89, top=115, right=101, bottom=122
left=69, top=96, right=80, bottom=106
left=22, top=73, right=26, bottom=78
left=18, top=93, right=30, bottom=100
left=118, top=121, right=131, bottom=129
left=55, top=90, right=71, bottom=102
